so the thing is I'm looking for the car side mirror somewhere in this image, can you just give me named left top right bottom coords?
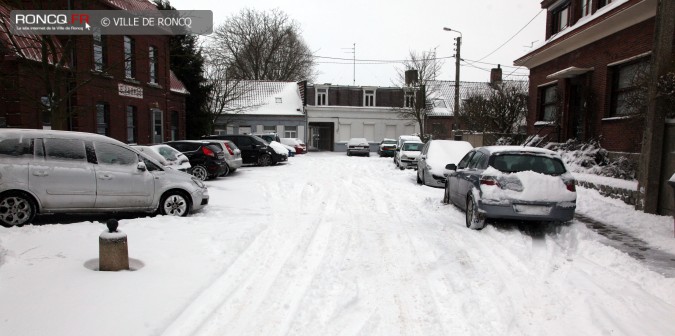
left=445, top=163, right=457, bottom=171
left=137, top=161, right=147, bottom=171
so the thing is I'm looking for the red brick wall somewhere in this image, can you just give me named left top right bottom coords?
left=527, top=17, right=660, bottom=153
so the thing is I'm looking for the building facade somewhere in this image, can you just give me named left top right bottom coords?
left=305, top=84, right=419, bottom=151
left=212, top=81, right=307, bottom=141
left=0, top=0, right=188, bottom=144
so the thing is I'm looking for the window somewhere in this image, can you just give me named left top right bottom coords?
left=94, top=142, right=137, bottom=166
left=124, top=36, right=135, bottom=79
left=598, top=0, right=612, bottom=9
left=284, top=126, right=297, bottom=138
left=457, top=151, right=475, bottom=169
left=316, top=88, right=327, bottom=106
left=126, top=106, right=137, bottom=143
left=96, top=102, right=109, bottom=136
left=93, top=30, right=106, bottom=71
left=149, top=46, right=158, bottom=84
left=44, top=139, right=86, bottom=162
left=404, top=90, right=414, bottom=108
left=364, top=89, right=375, bottom=106
left=467, top=152, right=485, bottom=169
left=551, top=2, right=570, bottom=34
left=611, top=60, right=650, bottom=116
left=40, top=96, right=51, bottom=127
left=171, top=111, right=179, bottom=141
left=263, top=125, right=276, bottom=132
left=153, top=109, right=163, bottom=143
left=539, top=85, right=558, bottom=122
left=581, top=0, right=592, bottom=17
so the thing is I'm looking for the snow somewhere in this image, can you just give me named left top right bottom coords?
left=481, top=167, right=576, bottom=203
left=268, top=141, right=289, bottom=155
left=426, top=140, right=473, bottom=176
left=1, top=153, right=675, bottom=336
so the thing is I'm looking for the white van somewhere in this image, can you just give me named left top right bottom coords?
left=0, top=129, right=209, bottom=227
left=397, top=135, right=422, bottom=150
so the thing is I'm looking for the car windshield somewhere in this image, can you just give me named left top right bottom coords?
left=490, top=154, right=567, bottom=175
left=403, top=143, right=422, bottom=151
left=382, top=140, right=396, bottom=145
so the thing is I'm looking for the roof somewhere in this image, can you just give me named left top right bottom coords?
left=226, top=81, right=304, bottom=116
left=169, top=70, right=189, bottom=95
left=0, top=2, right=64, bottom=63
left=425, top=80, right=528, bottom=117
left=104, top=0, right=159, bottom=11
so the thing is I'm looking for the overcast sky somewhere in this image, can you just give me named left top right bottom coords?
left=169, top=0, right=545, bottom=87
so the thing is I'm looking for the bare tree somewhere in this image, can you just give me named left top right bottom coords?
left=210, top=8, right=316, bottom=82
left=394, top=49, right=444, bottom=139
left=202, top=47, right=259, bottom=134
left=458, top=81, right=528, bottom=134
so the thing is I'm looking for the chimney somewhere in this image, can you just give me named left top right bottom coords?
left=490, top=64, right=503, bottom=88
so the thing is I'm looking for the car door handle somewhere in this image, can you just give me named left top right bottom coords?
left=32, top=170, right=49, bottom=177
left=98, top=174, right=113, bottom=180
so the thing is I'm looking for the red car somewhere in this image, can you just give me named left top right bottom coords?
left=281, top=138, right=306, bottom=154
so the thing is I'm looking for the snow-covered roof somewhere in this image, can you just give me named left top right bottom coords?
left=228, top=81, right=304, bottom=116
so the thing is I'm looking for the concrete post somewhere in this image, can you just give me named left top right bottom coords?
left=99, top=219, right=129, bottom=271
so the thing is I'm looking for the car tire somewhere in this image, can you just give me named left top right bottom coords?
left=421, top=169, right=427, bottom=185
left=220, top=164, right=230, bottom=177
left=416, top=170, right=422, bottom=184
left=0, top=191, right=37, bottom=227
left=347, top=152, right=352, bottom=156
left=466, top=195, right=486, bottom=230
left=366, top=153, right=370, bottom=157
left=258, top=154, right=272, bottom=166
left=191, top=165, right=208, bottom=181
left=443, top=182, right=450, bottom=204
left=159, top=191, right=192, bottom=217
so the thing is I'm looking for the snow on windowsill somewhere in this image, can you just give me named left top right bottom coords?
left=602, top=115, right=637, bottom=121
left=534, top=121, right=555, bottom=126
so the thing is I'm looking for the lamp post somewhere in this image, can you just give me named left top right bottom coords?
left=443, top=27, right=462, bottom=116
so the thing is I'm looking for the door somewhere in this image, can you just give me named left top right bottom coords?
left=152, top=109, right=164, bottom=144
left=93, top=141, right=155, bottom=209
left=29, top=138, right=96, bottom=210
left=449, top=151, right=475, bottom=206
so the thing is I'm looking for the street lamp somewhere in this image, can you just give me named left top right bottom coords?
left=443, top=27, right=462, bottom=117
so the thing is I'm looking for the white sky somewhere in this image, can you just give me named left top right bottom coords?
left=169, top=0, right=545, bottom=86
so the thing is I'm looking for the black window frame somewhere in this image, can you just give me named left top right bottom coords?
left=96, top=102, right=110, bottom=136
left=124, top=36, right=136, bottom=79
left=610, top=58, right=650, bottom=117
left=539, top=85, right=558, bottom=122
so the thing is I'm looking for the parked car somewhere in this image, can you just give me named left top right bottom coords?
left=201, top=140, right=243, bottom=176
left=394, top=140, right=424, bottom=170
left=281, top=137, right=305, bottom=154
left=295, top=139, right=307, bottom=153
left=378, top=138, right=397, bottom=157
left=417, top=140, right=473, bottom=187
left=254, top=133, right=281, bottom=144
left=202, top=134, right=284, bottom=166
left=280, top=143, right=296, bottom=157
left=397, top=135, right=422, bottom=150
left=0, top=129, right=209, bottom=227
left=443, top=146, right=577, bottom=230
left=132, top=144, right=191, bottom=173
left=346, top=138, right=370, bottom=157
left=267, top=140, right=291, bottom=161
left=165, top=140, right=228, bottom=181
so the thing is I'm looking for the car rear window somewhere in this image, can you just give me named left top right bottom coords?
left=490, top=154, right=566, bottom=175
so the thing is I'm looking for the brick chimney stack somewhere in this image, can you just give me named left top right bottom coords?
left=490, top=64, right=503, bottom=88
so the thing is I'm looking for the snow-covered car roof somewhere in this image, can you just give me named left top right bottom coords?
left=347, top=138, right=369, bottom=145
left=481, top=146, right=560, bottom=157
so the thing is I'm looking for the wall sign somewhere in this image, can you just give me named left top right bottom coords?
left=118, top=84, right=143, bottom=99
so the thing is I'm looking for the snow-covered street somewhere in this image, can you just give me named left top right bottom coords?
left=1, top=153, right=675, bottom=336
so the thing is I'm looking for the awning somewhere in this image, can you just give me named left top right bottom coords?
left=546, top=66, right=594, bottom=79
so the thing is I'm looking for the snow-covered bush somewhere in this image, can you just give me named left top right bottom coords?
left=547, top=139, right=637, bottom=180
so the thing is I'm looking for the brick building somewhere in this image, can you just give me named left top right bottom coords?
left=0, top=0, right=188, bottom=144
left=513, top=0, right=669, bottom=153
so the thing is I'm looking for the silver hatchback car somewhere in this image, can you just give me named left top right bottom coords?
left=0, top=129, right=209, bottom=227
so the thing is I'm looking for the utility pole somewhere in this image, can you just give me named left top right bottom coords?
left=637, top=0, right=675, bottom=214
left=443, top=27, right=462, bottom=115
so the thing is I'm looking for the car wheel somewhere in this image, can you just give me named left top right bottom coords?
left=257, top=154, right=272, bottom=166
left=465, top=195, right=486, bottom=230
left=220, top=164, right=230, bottom=177
left=366, top=153, right=370, bottom=157
left=159, top=191, right=191, bottom=217
left=443, top=182, right=450, bottom=204
left=191, top=165, right=208, bottom=181
left=0, top=192, right=37, bottom=227
left=347, top=151, right=352, bottom=156
left=421, top=169, right=427, bottom=185
left=416, top=170, right=422, bottom=184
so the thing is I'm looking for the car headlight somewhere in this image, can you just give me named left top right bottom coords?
left=191, top=177, right=206, bottom=188
left=401, top=155, right=408, bottom=160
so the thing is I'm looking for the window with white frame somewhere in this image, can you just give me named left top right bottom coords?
left=316, top=88, right=327, bottom=105
left=263, top=125, right=276, bottom=133
left=149, top=46, right=158, bottom=84
left=404, top=90, right=414, bottom=108
left=364, top=89, right=375, bottom=106
left=124, top=36, right=135, bottom=79
left=581, top=0, right=592, bottom=17
left=284, top=126, right=297, bottom=138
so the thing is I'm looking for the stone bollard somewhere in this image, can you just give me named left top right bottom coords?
left=99, top=219, right=129, bottom=271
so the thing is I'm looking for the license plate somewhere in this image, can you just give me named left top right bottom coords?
left=513, top=204, right=552, bottom=215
